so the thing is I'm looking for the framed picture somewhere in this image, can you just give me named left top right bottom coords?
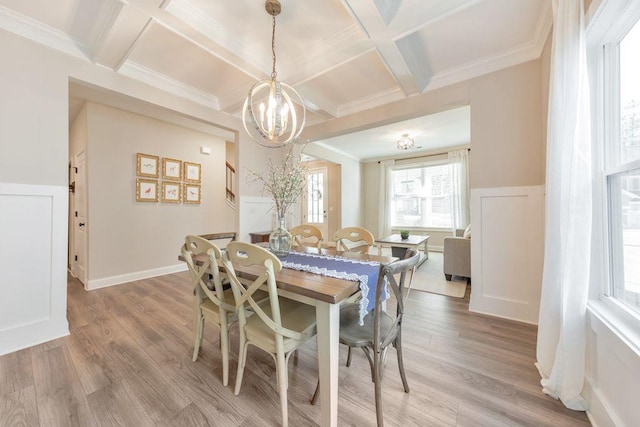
left=161, top=182, right=182, bottom=203
left=137, top=153, right=159, bottom=178
left=162, top=157, right=182, bottom=181
left=184, top=184, right=201, bottom=204
left=136, top=179, right=158, bottom=202
left=184, top=162, right=201, bottom=183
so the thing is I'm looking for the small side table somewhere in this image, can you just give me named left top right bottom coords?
left=249, top=231, right=271, bottom=244
left=375, top=234, right=430, bottom=267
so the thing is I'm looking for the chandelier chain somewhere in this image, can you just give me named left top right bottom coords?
left=271, top=13, right=277, bottom=79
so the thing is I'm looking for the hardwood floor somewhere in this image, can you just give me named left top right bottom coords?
left=0, top=272, right=591, bottom=426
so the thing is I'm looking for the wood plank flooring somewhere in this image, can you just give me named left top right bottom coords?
left=0, top=271, right=591, bottom=426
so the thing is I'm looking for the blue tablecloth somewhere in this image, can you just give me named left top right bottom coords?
left=279, top=251, right=386, bottom=325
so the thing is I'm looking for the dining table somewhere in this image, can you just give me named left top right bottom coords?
left=181, top=243, right=395, bottom=427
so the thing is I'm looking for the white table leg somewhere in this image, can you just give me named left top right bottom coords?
left=316, top=301, right=340, bottom=427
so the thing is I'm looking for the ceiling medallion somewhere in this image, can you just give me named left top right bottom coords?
left=242, top=0, right=306, bottom=148
left=397, top=134, right=415, bottom=150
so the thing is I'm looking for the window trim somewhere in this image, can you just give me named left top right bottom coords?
left=589, top=0, right=640, bottom=341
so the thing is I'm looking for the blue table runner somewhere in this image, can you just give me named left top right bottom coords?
left=279, top=251, right=387, bottom=324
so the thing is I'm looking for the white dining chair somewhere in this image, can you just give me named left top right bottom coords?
left=221, top=242, right=317, bottom=427
left=181, top=235, right=238, bottom=386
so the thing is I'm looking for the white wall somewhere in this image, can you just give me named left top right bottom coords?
left=584, top=307, right=640, bottom=426
left=0, top=184, right=68, bottom=355
left=469, top=186, right=545, bottom=324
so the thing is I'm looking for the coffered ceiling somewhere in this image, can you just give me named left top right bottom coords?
left=0, top=0, right=550, bottom=127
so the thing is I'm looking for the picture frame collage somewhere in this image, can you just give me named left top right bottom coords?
left=136, top=153, right=201, bottom=204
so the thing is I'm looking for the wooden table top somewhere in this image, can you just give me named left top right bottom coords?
left=181, top=245, right=395, bottom=304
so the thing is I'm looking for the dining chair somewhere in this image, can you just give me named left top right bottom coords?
left=311, top=249, right=420, bottom=427
left=289, top=224, right=323, bottom=249
left=199, top=231, right=236, bottom=247
left=181, top=235, right=238, bottom=386
left=221, top=242, right=317, bottom=427
left=333, top=226, right=375, bottom=254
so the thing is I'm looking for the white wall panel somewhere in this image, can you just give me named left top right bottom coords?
left=469, top=185, right=545, bottom=324
left=239, top=196, right=276, bottom=243
left=0, top=183, right=68, bottom=355
left=585, top=305, right=640, bottom=427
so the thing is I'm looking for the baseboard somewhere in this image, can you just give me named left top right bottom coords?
left=0, top=318, right=69, bottom=356
left=468, top=306, right=539, bottom=326
left=584, top=377, right=618, bottom=427
left=87, top=263, right=188, bottom=290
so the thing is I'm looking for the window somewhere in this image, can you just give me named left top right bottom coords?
left=306, top=170, right=325, bottom=223
left=603, top=16, right=640, bottom=317
left=391, top=163, right=452, bottom=228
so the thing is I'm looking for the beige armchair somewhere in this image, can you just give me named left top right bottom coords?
left=443, top=229, right=470, bottom=281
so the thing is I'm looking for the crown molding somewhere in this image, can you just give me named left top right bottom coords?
left=309, top=140, right=362, bottom=162
left=119, top=61, right=220, bottom=110
left=426, top=39, right=542, bottom=93
left=337, top=87, right=405, bottom=118
left=0, top=5, right=90, bottom=60
left=532, top=0, right=553, bottom=56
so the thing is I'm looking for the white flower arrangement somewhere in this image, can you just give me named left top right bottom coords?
left=248, top=145, right=308, bottom=220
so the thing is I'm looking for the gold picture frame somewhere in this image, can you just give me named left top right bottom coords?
left=136, top=179, right=158, bottom=202
left=162, top=157, right=182, bottom=181
left=136, top=153, right=159, bottom=178
left=184, top=183, right=201, bottom=204
left=184, top=161, right=201, bottom=183
left=161, top=181, right=182, bottom=203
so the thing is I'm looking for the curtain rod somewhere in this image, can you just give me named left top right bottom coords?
left=377, top=147, right=470, bottom=163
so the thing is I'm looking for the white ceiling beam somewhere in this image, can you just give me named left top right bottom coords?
left=91, top=3, right=153, bottom=70
left=341, top=0, right=421, bottom=96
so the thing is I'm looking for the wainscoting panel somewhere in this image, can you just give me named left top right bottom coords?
left=0, top=183, right=68, bottom=355
left=584, top=304, right=640, bottom=427
left=239, top=196, right=275, bottom=243
left=469, top=185, right=545, bottom=324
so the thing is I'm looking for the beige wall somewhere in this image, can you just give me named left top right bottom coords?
left=469, top=60, right=545, bottom=188
left=81, top=102, right=233, bottom=282
left=314, top=56, right=547, bottom=240
left=304, top=59, right=546, bottom=191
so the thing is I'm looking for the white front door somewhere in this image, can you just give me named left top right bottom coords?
left=304, top=167, right=329, bottom=240
left=72, top=150, right=87, bottom=286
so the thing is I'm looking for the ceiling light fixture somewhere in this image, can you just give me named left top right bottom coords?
left=242, top=0, right=306, bottom=148
left=397, top=133, right=415, bottom=150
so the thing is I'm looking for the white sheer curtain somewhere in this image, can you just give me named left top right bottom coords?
left=378, top=159, right=394, bottom=238
left=536, top=0, right=591, bottom=411
left=448, top=149, right=470, bottom=230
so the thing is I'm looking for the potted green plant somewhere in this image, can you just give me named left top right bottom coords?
left=400, top=230, right=410, bottom=240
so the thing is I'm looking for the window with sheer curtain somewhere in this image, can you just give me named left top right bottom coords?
left=390, top=162, right=452, bottom=228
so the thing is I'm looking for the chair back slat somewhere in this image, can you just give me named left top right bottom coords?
left=222, top=242, right=307, bottom=341
left=182, top=235, right=229, bottom=308
left=373, top=249, right=420, bottom=352
left=289, top=224, right=323, bottom=248
left=333, top=227, right=375, bottom=254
